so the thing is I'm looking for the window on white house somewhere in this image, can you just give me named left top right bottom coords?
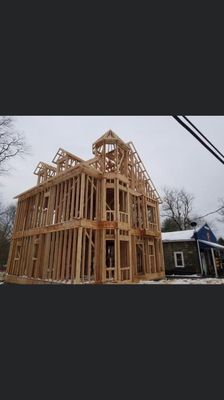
left=174, top=252, right=185, bottom=268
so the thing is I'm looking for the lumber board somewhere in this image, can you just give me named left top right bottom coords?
left=75, top=227, right=83, bottom=284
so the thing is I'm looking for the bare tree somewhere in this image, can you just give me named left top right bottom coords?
left=161, top=187, right=194, bottom=230
left=217, top=198, right=224, bottom=223
left=0, top=203, right=16, bottom=240
left=0, top=203, right=16, bottom=267
left=0, top=116, right=30, bottom=174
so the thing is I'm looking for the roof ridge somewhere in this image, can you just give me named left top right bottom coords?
left=93, top=129, right=126, bottom=145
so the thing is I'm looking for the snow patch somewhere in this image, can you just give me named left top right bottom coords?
left=162, top=230, right=195, bottom=242
left=140, top=278, right=224, bottom=285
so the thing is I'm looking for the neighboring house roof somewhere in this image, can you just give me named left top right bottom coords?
left=162, top=230, right=195, bottom=242
left=162, top=224, right=224, bottom=251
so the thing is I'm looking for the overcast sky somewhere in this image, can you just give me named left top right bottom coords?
left=0, top=116, right=223, bottom=237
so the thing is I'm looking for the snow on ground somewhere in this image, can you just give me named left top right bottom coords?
left=140, top=277, right=224, bottom=285
left=0, top=272, right=5, bottom=284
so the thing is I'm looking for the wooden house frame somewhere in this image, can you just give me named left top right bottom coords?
left=6, top=130, right=165, bottom=284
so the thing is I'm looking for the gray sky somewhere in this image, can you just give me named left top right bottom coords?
left=0, top=116, right=223, bottom=237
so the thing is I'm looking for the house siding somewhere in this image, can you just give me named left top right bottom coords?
left=163, top=241, right=201, bottom=275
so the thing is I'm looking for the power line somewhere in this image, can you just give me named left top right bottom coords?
left=172, top=116, right=224, bottom=222
left=182, top=116, right=224, bottom=160
left=194, top=206, right=224, bottom=221
left=173, top=115, right=224, bottom=164
left=172, top=115, right=224, bottom=165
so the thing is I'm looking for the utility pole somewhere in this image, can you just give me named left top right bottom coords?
left=191, top=222, right=203, bottom=276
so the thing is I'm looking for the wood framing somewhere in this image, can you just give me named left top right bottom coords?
left=6, top=130, right=165, bottom=284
